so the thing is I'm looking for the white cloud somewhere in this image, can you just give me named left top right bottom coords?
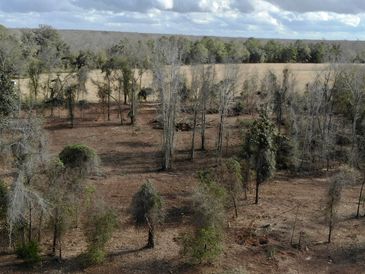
left=0, top=0, right=364, bottom=40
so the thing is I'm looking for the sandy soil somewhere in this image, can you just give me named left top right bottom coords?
left=0, top=102, right=364, bottom=274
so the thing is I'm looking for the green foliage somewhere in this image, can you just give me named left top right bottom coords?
left=16, top=241, right=41, bottom=264
left=224, top=158, right=243, bottom=182
left=310, top=42, right=327, bottom=63
left=130, top=181, right=164, bottom=227
left=242, top=112, right=277, bottom=184
left=232, top=101, right=244, bottom=116
left=181, top=226, right=223, bottom=264
left=0, top=70, right=18, bottom=118
left=217, top=158, right=243, bottom=197
left=84, top=207, right=117, bottom=265
left=216, top=158, right=243, bottom=216
left=84, top=248, right=105, bottom=265
left=275, top=134, right=298, bottom=171
left=59, top=144, right=98, bottom=171
left=181, top=171, right=227, bottom=264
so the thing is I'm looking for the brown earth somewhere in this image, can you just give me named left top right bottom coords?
left=0, top=102, right=365, bottom=274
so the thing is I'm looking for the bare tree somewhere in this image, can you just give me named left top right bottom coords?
left=2, top=115, right=49, bottom=248
left=324, top=167, right=358, bottom=243
left=189, top=65, right=203, bottom=160
left=189, top=64, right=214, bottom=159
left=241, top=73, right=259, bottom=116
left=291, top=65, right=342, bottom=172
left=152, top=38, right=184, bottom=170
left=200, top=65, right=215, bottom=151
left=337, top=66, right=365, bottom=167
left=216, top=158, right=243, bottom=217
left=216, top=65, right=239, bottom=158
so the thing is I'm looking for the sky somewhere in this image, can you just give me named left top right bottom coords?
left=1, top=0, right=365, bottom=40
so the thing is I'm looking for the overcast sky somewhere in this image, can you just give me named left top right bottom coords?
left=1, top=0, right=365, bottom=40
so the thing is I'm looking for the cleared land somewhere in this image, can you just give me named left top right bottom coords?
left=0, top=100, right=364, bottom=273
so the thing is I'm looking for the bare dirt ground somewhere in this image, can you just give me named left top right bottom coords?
left=1, top=102, right=365, bottom=274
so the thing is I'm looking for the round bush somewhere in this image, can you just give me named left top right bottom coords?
left=59, top=144, right=97, bottom=170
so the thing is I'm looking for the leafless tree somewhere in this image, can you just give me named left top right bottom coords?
left=199, top=65, right=215, bottom=151
left=1, top=114, right=49, bottom=247
left=152, top=38, right=184, bottom=170
left=189, top=64, right=214, bottom=160
left=338, top=66, right=365, bottom=167
left=324, top=167, right=358, bottom=243
left=216, top=65, right=239, bottom=158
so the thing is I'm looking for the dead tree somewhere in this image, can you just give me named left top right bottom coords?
left=189, top=65, right=203, bottom=160
left=3, top=115, right=49, bottom=248
left=152, top=39, right=184, bottom=170
left=216, top=65, right=239, bottom=158
left=339, top=67, right=365, bottom=167
left=200, top=65, right=215, bottom=151
left=325, top=167, right=358, bottom=243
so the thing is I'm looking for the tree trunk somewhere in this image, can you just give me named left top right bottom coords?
left=145, top=216, right=155, bottom=248
left=356, top=176, right=365, bottom=218
left=20, top=223, right=26, bottom=247
left=255, top=178, right=260, bottom=205
left=328, top=204, right=334, bottom=243
left=119, top=106, right=123, bottom=125
left=52, top=209, right=59, bottom=255
left=131, top=87, right=135, bottom=125
left=28, top=206, right=32, bottom=243
left=37, top=211, right=43, bottom=243
left=107, top=94, right=111, bottom=121
left=52, top=222, right=57, bottom=255
left=217, top=109, right=224, bottom=157
left=201, top=99, right=206, bottom=151
left=190, top=105, right=198, bottom=160
left=67, top=93, right=74, bottom=128
left=124, top=91, right=128, bottom=105
left=232, top=195, right=238, bottom=218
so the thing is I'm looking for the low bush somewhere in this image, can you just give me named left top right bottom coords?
left=16, top=241, right=41, bottom=264
left=84, top=208, right=117, bottom=265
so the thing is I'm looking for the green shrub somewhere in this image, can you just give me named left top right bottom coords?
left=130, top=181, right=164, bottom=248
left=232, top=101, right=244, bottom=116
left=275, top=135, right=297, bottom=171
left=131, top=181, right=164, bottom=227
left=181, top=226, right=223, bottom=264
left=84, top=248, right=105, bottom=265
left=16, top=241, right=41, bottom=264
left=180, top=172, right=227, bottom=264
left=59, top=144, right=99, bottom=177
left=84, top=208, right=117, bottom=265
left=59, top=144, right=97, bottom=168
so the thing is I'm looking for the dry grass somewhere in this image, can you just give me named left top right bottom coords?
left=16, top=63, right=331, bottom=103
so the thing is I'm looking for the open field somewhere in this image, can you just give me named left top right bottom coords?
left=16, top=63, right=333, bottom=102
left=0, top=103, right=364, bottom=274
